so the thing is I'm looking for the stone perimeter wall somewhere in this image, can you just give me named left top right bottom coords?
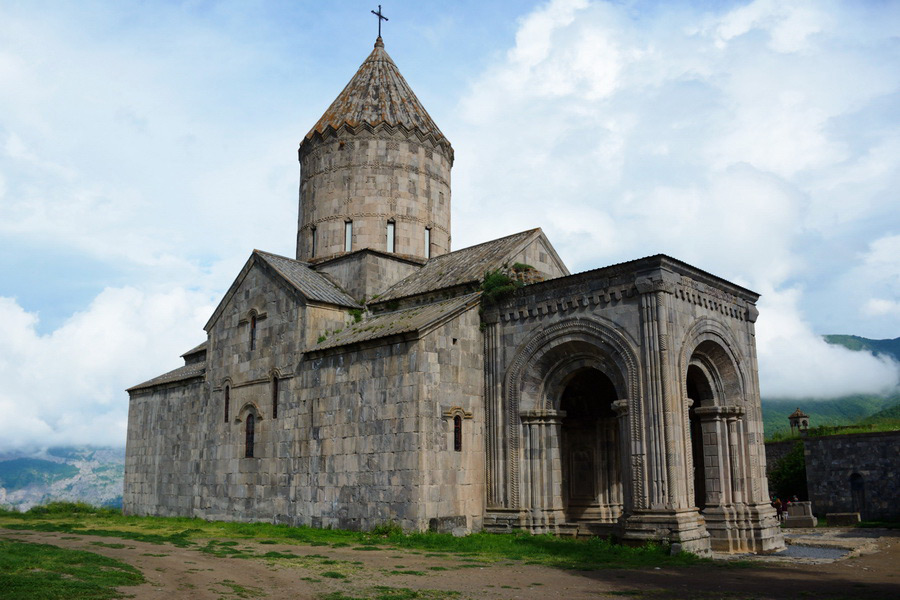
left=803, top=431, right=900, bottom=521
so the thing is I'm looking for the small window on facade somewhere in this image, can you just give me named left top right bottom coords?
left=245, top=413, right=255, bottom=458
left=386, top=220, right=395, bottom=253
left=249, top=314, right=257, bottom=351
left=272, top=376, right=279, bottom=419
left=224, top=386, right=230, bottom=423
left=425, top=227, right=431, bottom=259
left=310, top=226, right=317, bottom=257
left=453, top=415, right=462, bottom=452
left=344, top=220, right=353, bottom=252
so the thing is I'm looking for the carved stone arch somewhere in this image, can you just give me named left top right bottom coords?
left=236, top=401, right=262, bottom=423
left=542, top=354, right=624, bottom=411
left=503, top=317, right=642, bottom=510
left=506, top=317, right=641, bottom=413
left=679, top=318, right=748, bottom=405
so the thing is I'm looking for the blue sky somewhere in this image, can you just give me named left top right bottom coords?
left=1, top=0, right=898, bottom=450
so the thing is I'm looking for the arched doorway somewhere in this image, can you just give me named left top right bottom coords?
left=687, top=364, right=714, bottom=511
left=559, top=368, right=622, bottom=524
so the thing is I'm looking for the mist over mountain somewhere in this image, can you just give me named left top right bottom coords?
left=0, top=446, right=123, bottom=511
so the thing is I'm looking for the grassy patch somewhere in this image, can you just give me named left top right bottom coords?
left=89, top=541, right=129, bottom=549
left=321, top=570, right=347, bottom=579
left=0, top=502, right=713, bottom=571
left=0, top=536, right=144, bottom=600
left=211, top=579, right=265, bottom=598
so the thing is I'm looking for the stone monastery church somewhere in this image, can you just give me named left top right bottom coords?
left=125, top=35, right=783, bottom=554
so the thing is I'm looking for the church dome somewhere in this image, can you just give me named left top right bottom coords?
left=296, top=37, right=453, bottom=265
left=302, top=37, right=452, bottom=159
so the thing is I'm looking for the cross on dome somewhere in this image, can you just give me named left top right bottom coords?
left=371, top=5, right=388, bottom=38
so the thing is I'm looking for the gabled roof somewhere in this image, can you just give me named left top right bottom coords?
left=373, top=229, right=560, bottom=304
left=303, top=37, right=450, bottom=154
left=310, top=293, right=480, bottom=353
left=128, top=363, right=205, bottom=393
left=180, top=340, right=207, bottom=358
left=255, top=251, right=360, bottom=307
left=205, top=250, right=360, bottom=331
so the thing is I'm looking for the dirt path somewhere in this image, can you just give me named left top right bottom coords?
left=3, top=527, right=899, bottom=599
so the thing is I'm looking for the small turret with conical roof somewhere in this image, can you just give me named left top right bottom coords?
left=296, top=37, right=453, bottom=264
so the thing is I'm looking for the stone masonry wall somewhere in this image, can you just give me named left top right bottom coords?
left=297, top=129, right=451, bottom=262
left=126, top=257, right=486, bottom=531
left=313, top=252, right=422, bottom=304
left=804, top=431, right=900, bottom=521
left=418, top=307, right=485, bottom=532
left=124, top=378, right=205, bottom=516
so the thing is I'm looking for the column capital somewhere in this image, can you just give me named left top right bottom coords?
left=634, top=272, right=678, bottom=295
left=520, top=409, right=566, bottom=424
left=694, top=405, right=744, bottom=419
left=611, top=399, right=630, bottom=416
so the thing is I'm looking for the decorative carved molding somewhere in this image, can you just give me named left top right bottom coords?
left=502, top=318, right=642, bottom=511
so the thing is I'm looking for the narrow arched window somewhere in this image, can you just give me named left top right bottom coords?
left=386, top=220, right=395, bottom=253
left=310, top=226, right=317, bottom=257
left=272, top=376, right=279, bottom=419
left=425, top=227, right=431, bottom=259
left=453, top=415, right=462, bottom=452
left=249, top=314, right=257, bottom=351
left=224, top=386, right=230, bottom=423
left=245, top=413, right=255, bottom=458
left=344, top=220, right=353, bottom=252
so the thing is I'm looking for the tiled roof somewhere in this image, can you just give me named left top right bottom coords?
left=311, top=293, right=480, bottom=352
left=256, top=251, right=361, bottom=308
left=303, top=38, right=450, bottom=152
left=180, top=340, right=207, bottom=358
left=128, top=363, right=206, bottom=392
left=374, top=229, right=541, bottom=303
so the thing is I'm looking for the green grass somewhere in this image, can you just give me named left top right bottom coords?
left=0, top=501, right=711, bottom=571
left=0, top=536, right=144, bottom=599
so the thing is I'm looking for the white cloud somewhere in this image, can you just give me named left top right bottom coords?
left=454, top=0, right=900, bottom=398
left=755, top=285, right=899, bottom=397
left=0, top=289, right=214, bottom=451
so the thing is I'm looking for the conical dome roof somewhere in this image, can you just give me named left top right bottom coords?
left=303, top=37, right=450, bottom=154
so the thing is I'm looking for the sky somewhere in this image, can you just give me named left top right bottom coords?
left=0, top=0, right=898, bottom=451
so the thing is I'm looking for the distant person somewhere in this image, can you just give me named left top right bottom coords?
left=773, top=497, right=784, bottom=522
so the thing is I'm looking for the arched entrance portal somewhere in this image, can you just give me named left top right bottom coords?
left=687, top=364, right=714, bottom=511
left=559, top=368, right=623, bottom=525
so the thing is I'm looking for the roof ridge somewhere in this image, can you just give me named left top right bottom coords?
left=426, top=228, right=541, bottom=263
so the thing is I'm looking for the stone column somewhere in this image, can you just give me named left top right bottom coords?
left=612, top=399, right=632, bottom=516
left=684, top=398, right=696, bottom=507
left=727, top=412, right=744, bottom=505
left=520, top=409, right=566, bottom=532
left=481, top=315, right=506, bottom=508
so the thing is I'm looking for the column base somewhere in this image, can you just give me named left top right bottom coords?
left=703, top=503, right=784, bottom=552
left=622, top=508, right=711, bottom=555
left=483, top=507, right=577, bottom=535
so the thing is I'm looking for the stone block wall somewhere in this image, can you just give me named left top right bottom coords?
left=804, top=431, right=900, bottom=521
left=418, top=307, right=485, bottom=531
left=313, top=251, right=422, bottom=304
left=297, top=130, right=451, bottom=262
left=124, top=377, right=205, bottom=516
left=764, top=440, right=794, bottom=475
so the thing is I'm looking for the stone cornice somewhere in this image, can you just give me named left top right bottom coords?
left=488, top=257, right=755, bottom=325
